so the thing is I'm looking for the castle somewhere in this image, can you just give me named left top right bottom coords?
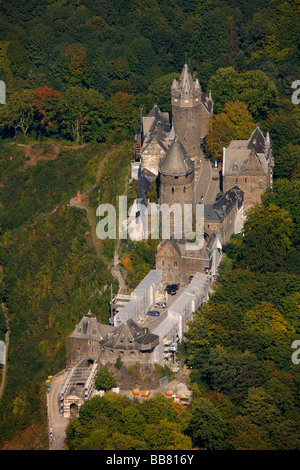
left=135, top=61, right=273, bottom=284
left=61, top=62, right=274, bottom=416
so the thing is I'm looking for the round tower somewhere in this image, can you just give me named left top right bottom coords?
left=159, top=136, right=195, bottom=238
left=171, top=62, right=202, bottom=161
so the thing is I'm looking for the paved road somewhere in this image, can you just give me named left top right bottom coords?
left=140, top=286, right=185, bottom=332
left=47, top=370, right=68, bottom=450
left=194, top=157, right=219, bottom=204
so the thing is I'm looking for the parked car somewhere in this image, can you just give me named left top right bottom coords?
left=168, top=289, right=177, bottom=295
left=165, top=283, right=179, bottom=291
left=147, top=310, right=160, bottom=316
left=154, top=301, right=166, bottom=308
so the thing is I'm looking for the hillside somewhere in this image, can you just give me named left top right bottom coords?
left=0, top=140, right=135, bottom=447
left=0, top=0, right=299, bottom=451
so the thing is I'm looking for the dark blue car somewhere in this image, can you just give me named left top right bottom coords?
left=147, top=310, right=160, bottom=317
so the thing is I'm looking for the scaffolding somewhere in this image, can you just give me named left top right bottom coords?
left=114, top=269, right=162, bottom=326
left=152, top=273, right=210, bottom=365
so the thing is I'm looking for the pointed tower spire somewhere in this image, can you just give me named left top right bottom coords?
left=159, top=136, right=194, bottom=177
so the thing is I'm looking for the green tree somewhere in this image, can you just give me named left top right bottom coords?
left=228, top=415, right=274, bottom=450
left=207, top=67, right=278, bottom=118
left=236, top=203, right=294, bottom=273
left=203, top=346, right=265, bottom=404
left=148, top=72, right=179, bottom=112
left=265, top=101, right=300, bottom=153
left=120, top=407, right=146, bottom=438
left=241, top=386, right=281, bottom=434
left=144, top=419, right=192, bottom=450
left=106, top=91, right=139, bottom=136
left=115, top=355, right=123, bottom=369
left=105, top=431, right=147, bottom=450
left=273, top=143, right=300, bottom=180
left=59, top=86, right=106, bottom=144
left=80, top=428, right=109, bottom=450
left=261, top=179, right=300, bottom=247
left=0, top=88, right=35, bottom=139
left=94, top=368, right=117, bottom=391
left=188, top=397, right=228, bottom=449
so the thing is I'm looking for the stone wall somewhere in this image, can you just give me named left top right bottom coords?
left=200, top=102, right=212, bottom=139
left=67, top=337, right=101, bottom=367
left=141, top=140, right=166, bottom=176
left=171, top=103, right=201, bottom=160
left=156, top=241, right=182, bottom=284
left=159, top=171, right=195, bottom=238
left=224, top=171, right=267, bottom=213
left=98, top=345, right=155, bottom=367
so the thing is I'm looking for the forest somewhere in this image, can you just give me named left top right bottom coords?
left=0, top=0, right=299, bottom=450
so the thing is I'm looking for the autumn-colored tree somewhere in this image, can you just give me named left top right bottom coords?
left=34, top=86, right=60, bottom=133
left=121, top=254, right=133, bottom=270
left=206, top=101, right=255, bottom=160
left=243, top=301, right=294, bottom=335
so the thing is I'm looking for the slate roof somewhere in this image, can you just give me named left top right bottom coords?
left=102, top=318, right=159, bottom=351
left=224, top=125, right=272, bottom=175
left=69, top=311, right=114, bottom=341
left=175, top=62, right=199, bottom=94
left=137, top=167, right=157, bottom=205
left=159, top=136, right=195, bottom=176
left=172, top=62, right=213, bottom=112
left=204, top=186, right=244, bottom=223
left=142, top=104, right=171, bottom=139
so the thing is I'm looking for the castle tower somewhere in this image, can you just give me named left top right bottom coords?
left=158, top=136, right=195, bottom=238
left=171, top=62, right=213, bottom=161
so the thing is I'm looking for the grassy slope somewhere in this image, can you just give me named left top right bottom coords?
left=0, top=139, right=133, bottom=448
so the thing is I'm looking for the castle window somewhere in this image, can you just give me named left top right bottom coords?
left=162, top=260, right=164, bottom=266
left=174, top=262, right=178, bottom=266
left=245, top=178, right=247, bottom=182
left=183, top=187, right=186, bottom=192
left=236, top=178, right=238, bottom=183
left=175, top=176, right=178, bottom=179
left=172, top=187, right=174, bottom=193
